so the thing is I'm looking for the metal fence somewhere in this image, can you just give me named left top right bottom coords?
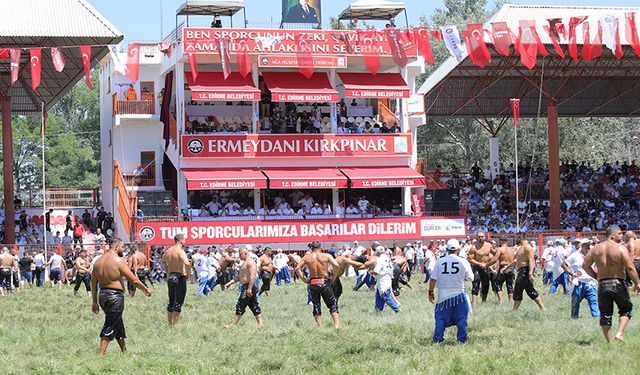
left=12, top=188, right=99, bottom=208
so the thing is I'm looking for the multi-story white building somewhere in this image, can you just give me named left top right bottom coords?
left=99, top=1, right=465, bottom=248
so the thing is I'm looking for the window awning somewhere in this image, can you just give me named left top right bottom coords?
left=261, top=168, right=347, bottom=189
left=183, top=168, right=267, bottom=190
left=262, top=72, right=338, bottom=102
left=339, top=166, right=425, bottom=188
left=185, top=72, right=260, bottom=101
left=338, top=73, right=410, bottom=98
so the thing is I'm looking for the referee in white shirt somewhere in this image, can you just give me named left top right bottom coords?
left=428, top=239, right=474, bottom=344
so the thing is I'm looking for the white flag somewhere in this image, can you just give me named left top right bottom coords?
left=108, top=45, right=127, bottom=75
left=440, top=25, right=468, bottom=62
left=600, top=14, right=617, bottom=55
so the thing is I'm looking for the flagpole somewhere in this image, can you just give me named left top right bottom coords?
left=514, top=124, right=520, bottom=232
left=41, top=102, right=48, bottom=262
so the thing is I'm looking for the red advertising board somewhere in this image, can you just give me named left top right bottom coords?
left=271, top=92, right=338, bottom=102
left=182, top=134, right=411, bottom=159
left=344, top=88, right=409, bottom=98
left=258, top=54, right=347, bottom=68
left=191, top=91, right=261, bottom=101
left=183, top=28, right=418, bottom=57
left=136, top=217, right=467, bottom=245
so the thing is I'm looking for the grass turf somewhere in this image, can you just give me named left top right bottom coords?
left=0, top=277, right=638, bottom=375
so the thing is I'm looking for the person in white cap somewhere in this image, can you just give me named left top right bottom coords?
left=541, top=240, right=555, bottom=285
left=428, top=239, right=473, bottom=344
left=562, top=238, right=599, bottom=319
left=549, top=239, right=569, bottom=295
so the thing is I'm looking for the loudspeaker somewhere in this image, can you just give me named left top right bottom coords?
left=424, top=188, right=459, bottom=213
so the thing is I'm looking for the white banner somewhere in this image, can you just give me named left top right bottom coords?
left=440, top=25, right=467, bottom=62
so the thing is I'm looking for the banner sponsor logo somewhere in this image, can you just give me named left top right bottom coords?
left=419, top=218, right=466, bottom=238
left=258, top=54, right=347, bottom=68
left=181, top=134, right=412, bottom=158
left=183, top=28, right=418, bottom=57
left=136, top=216, right=467, bottom=245
left=191, top=91, right=261, bottom=101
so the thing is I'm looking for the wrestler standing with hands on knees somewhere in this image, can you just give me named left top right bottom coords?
left=161, top=234, right=191, bottom=326
left=91, top=239, right=151, bottom=356
left=583, top=226, right=640, bottom=343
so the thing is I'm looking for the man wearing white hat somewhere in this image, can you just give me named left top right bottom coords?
left=428, top=239, right=474, bottom=344
left=549, top=239, right=569, bottom=295
left=562, top=238, right=599, bottom=319
left=541, top=240, right=555, bottom=285
left=371, top=246, right=400, bottom=313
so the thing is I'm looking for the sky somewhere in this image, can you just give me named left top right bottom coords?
left=90, top=0, right=639, bottom=43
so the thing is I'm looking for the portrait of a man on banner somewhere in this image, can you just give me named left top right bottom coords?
left=283, top=0, right=321, bottom=24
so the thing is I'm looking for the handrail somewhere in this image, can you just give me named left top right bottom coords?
left=169, top=112, right=178, bottom=144
left=114, top=161, right=137, bottom=238
left=378, top=101, right=400, bottom=125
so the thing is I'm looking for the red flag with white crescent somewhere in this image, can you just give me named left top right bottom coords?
left=544, top=19, right=566, bottom=59
left=569, top=16, right=588, bottom=60
left=413, top=27, right=434, bottom=64
left=491, top=22, right=512, bottom=56
left=80, top=46, right=93, bottom=89
left=216, top=37, right=232, bottom=79
left=10, top=48, right=21, bottom=86
left=384, top=27, right=408, bottom=68
left=236, top=38, right=251, bottom=78
left=50, top=47, right=66, bottom=72
left=510, top=98, right=520, bottom=126
left=30, top=48, right=41, bottom=91
left=615, top=17, right=623, bottom=58
left=625, top=12, right=640, bottom=57
left=515, top=21, right=537, bottom=70
left=0, top=49, right=8, bottom=59
left=295, top=33, right=314, bottom=79
left=126, top=43, right=140, bottom=82
left=430, top=30, right=443, bottom=40
left=158, top=41, right=173, bottom=57
left=583, top=21, right=603, bottom=61
left=463, top=24, right=491, bottom=68
left=357, top=29, right=381, bottom=75
left=186, top=43, right=199, bottom=81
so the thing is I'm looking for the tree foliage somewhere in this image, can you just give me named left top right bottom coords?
left=0, top=71, right=100, bottom=195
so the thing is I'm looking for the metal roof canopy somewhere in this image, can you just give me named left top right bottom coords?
left=418, top=4, right=640, bottom=120
left=176, top=0, right=247, bottom=29
left=177, top=0, right=245, bottom=17
left=0, top=0, right=123, bottom=113
left=338, top=0, right=408, bottom=27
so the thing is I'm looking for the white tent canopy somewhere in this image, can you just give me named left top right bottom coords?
left=177, top=0, right=245, bottom=16
left=338, top=0, right=406, bottom=21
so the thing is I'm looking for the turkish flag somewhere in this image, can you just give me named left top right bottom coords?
left=216, top=37, right=232, bottom=79
left=357, top=29, right=381, bottom=75
left=544, top=19, right=566, bottom=58
left=510, top=98, right=520, bottom=126
left=384, top=27, right=408, bottom=67
left=79, top=46, right=93, bottom=89
left=463, top=24, right=491, bottom=68
left=413, top=27, right=434, bottom=64
left=158, top=41, right=173, bottom=57
left=126, top=43, right=140, bottom=82
left=10, top=48, right=21, bottom=86
left=30, top=48, right=41, bottom=91
left=186, top=43, right=198, bottom=81
left=295, top=33, right=314, bottom=79
left=0, top=49, right=8, bottom=59
left=515, top=20, right=537, bottom=70
left=615, top=17, right=623, bottom=58
left=583, top=22, right=603, bottom=61
left=430, top=30, right=443, bottom=40
left=491, top=22, right=512, bottom=56
left=236, top=38, right=251, bottom=78
left=50, top=47, right=66, bottom=72
left=625, top=12, right=640, bottom=57
left=569, top=16, right=588, bottom=61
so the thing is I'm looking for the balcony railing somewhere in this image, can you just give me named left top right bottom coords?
left=113, top=93, right=155, bottom=115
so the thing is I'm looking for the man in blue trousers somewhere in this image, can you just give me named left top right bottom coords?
left=428, top=239, right=474, bottom=344
left=562, top=238, right=599, bottom=319
left=549, top=239, right=569, bottom=294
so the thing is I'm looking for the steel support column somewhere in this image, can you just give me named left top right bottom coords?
left=547, top=103, right=560, bottom=230
left=1, top=95, right=15, bottom=243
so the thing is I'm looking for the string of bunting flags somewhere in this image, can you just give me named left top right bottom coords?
left=1, top=12, right=639, bottom=92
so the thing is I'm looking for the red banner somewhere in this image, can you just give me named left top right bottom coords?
left=136, top=216, right=467, bottom=245
left=344, top=88, right=409, bottom=98
left=191, top=91, right=260, bottom=101
left=183, top=28, right=418, bottom=57
left=258, top=54, right=347, bottom=68
left=181, top=134, right=412, bottom=158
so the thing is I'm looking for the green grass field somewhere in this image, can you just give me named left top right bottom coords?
left=0, top=277, right=638, bottom=375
